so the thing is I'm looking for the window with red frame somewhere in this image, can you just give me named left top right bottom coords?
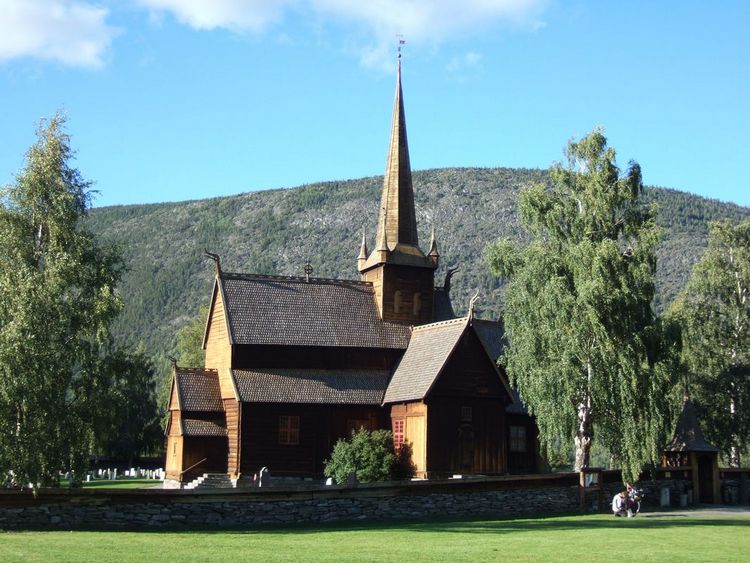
left=278, top=415, right=300, bottom=445
left=392, top=418, right=405, bottom=450
left=510, top=425, right=527, bottom=452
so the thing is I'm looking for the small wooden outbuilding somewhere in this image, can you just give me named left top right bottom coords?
left=662, top=399, right=721, bottom=504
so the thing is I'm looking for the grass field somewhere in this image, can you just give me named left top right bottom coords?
left=1, top=512, right=748, bottom=562
left=56, top=478, right=160, bottom=489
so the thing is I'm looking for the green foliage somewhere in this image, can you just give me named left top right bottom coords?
left=671, top=220, right=750, bottom=466
left=0, top=114, right=124, bottom=487
left=90, top=348, right=163, bottom=464
left=486, top=129, right=678, bottom=483
left=176, top=305, right=208, bottom=368
left=324, top=428, right=413, bottom=484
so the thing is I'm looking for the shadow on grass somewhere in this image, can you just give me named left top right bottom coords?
left=21, top=512, right=748, bottom=536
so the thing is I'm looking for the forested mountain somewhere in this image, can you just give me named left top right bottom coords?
left=86, top=167, right=750, bottom=372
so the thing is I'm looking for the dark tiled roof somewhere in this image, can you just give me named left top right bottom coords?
left=220, top=273, right=411, bottom=349
left=665, top=399, right=720, bottom=453
left=175, top=369, right=223, bottom=412
left=182, top=419, right=227, bottom=437
left=472, top=319, right=528, bottom=415
left=383, top=318, right=468, bottom=404
left=233, top=369, right=390, bottom=405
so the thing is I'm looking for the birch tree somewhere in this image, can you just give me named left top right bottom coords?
left=486, top=129, right=676, bottom=482
left=0, top=114, right=123, bottom=487
left=672, top=220, right=749, bottom=466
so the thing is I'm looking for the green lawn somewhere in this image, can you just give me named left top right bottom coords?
left=1, top=512, right=748, bottom=562
left=56, top=478, right=161, bottom=489
left=81, top=478, right=160, bottom=489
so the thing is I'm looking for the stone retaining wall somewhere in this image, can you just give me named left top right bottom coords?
left=0, top=472, right=692, bottom=530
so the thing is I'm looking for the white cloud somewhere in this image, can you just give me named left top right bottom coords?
left=136, top=0, right=546, bottom=67
left=447, top=51, right=482, bottom=72
left=0, top=0, right=118, bottom=68
left=136, top=0, right=293, bottom=32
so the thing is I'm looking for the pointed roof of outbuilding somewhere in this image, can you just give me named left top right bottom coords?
left=664, top=399, right=720, bottom=453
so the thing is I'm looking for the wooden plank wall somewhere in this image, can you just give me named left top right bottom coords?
left=390, top=402, right=427, bottom=477
left=240, top=404, right=386, bottom=477
left=204, top=288, right=235, bottom=399
left=224, top=399, right=241, bottom=478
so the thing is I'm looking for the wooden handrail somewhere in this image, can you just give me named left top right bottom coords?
left=180, top=457, right=208, bottom=479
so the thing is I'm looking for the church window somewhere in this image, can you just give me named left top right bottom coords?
left=510, top=425, right=527, bottom=452
left=392, top=418, right=405, bottom=450
left=278, top=415, right=300, bottom=446
left=461, top=406, right=473, bottom=422
left=394, top=291, right=402, bottom=313
left=413, top=292, right=422, bottom=316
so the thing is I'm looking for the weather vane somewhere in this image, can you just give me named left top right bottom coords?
left=397, top=35, right=405, bottom=59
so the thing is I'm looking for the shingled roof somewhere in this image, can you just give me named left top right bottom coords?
left=664, top=399, right=720, bottom=453
left=218, top=273, right=411, bottom=349
left=174, top=369, right=223, bottom=412
left=233, top=369, right=390, bottom=405
left=182, top=419, right=227, bottom=437
left=383, top=317, right=468, bottom=404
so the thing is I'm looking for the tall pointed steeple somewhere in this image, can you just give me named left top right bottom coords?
left=360, top=60, right=435, bottom=273
left=375, top=59, right=419, bottom=252
left=358, top=57, right=436, bottom=325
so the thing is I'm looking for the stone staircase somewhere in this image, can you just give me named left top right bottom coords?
left=184, top=473, right=235, bottom=490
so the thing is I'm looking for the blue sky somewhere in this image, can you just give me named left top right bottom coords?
left=1, top=0, right=748, bottom=208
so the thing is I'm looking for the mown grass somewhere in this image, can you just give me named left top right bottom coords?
left=1, top=512, right=748, bottom=562
left=56, top=478, right=160, bottom=489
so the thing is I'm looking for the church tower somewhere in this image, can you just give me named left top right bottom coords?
left=358, top=60, right=438, bottom=324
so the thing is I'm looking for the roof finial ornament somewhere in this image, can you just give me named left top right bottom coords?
left=358, top=225, right=368, bottom=261
left=304, top=261, right=313, bottom=283
left=204, top=249, right=222, bottom=277
left=468, top=289, right=480, bottom=320
left=397, top=36, right=405, bottom=59
left=167, top=355, right=178, bottom=371
left=444, top=265, right=459, bottom=294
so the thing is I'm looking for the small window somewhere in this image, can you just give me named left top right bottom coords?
left=279, top=415, right=300, bottom=446
left=461, top=406, right=473, bottom=422
left=510, top=425, right=527, bottom=452
left=413, top=292, right=422, bottom=316
left=394, top=291, right=402, bottom=314
left=392, top=418, right=405, bottom=450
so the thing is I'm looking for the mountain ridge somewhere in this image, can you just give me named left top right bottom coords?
left=85, top=166, right=750, bottom=369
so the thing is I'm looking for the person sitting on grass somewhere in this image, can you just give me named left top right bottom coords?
left=612, top=491, right=628, bottom=517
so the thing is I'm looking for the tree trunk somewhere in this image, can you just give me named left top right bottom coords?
left=575, top=370, right=593, bottom=471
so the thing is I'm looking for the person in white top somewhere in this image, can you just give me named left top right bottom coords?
left=612, top=491, right=629, bottom=517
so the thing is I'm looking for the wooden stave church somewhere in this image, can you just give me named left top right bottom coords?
left=165, top=62, right=542, bottom=485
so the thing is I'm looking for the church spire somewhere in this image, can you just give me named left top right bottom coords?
left=357, top=226, right=368, bottom=269
left=374, top=59, right=419, bottom=253
left=360, top=58, right=434, bottom=274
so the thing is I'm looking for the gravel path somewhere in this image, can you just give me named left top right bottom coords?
left=639, top=505, right=750, bottom=518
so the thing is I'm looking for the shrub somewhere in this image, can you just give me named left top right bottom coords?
left=324, top=428, right=414, bottom=484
